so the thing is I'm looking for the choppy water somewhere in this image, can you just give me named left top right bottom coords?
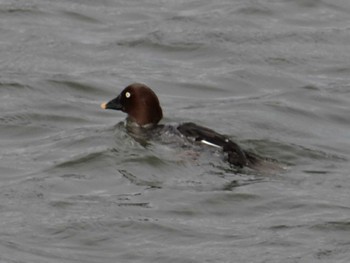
left=1, top=0, right=350, bottom=262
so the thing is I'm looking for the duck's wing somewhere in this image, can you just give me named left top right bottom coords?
left=177, top=122, right=250, bottom=168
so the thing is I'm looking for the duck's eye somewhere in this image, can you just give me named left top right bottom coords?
left=125, top=92, right=131, bottom=98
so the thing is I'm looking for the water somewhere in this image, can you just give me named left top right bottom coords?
left=1, top=0, right=350, bottom=262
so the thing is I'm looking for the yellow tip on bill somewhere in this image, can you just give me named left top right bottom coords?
left=100, top=102, right=107, bottom=109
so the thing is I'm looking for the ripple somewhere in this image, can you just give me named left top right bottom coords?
left=46, top=79, right=103, bottom=96
left=0, top=5, right=45, bottom=16
left=311, top=221, right=350, bottom=232
left=117, top=31, right=204, bottom=51
left=60, top=10, right=102, bottom=24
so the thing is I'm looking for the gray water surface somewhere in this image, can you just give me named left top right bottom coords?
left=1, top=0, right=350, bottom=262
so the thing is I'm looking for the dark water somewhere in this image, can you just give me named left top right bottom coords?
left=1, top=0, right=350, bottom=262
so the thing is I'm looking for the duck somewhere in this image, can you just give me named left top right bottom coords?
left=101, top=83, right=267, bottom=169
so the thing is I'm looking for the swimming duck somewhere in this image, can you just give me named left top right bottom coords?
left=101, top=83, right=265, bottom=168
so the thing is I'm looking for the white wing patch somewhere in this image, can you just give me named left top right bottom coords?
left=200, top=139, right=222, bottom=149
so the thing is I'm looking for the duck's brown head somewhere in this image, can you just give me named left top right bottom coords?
left=101, top=83, right=163, bottom=127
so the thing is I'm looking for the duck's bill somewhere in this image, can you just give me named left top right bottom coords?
left=100, top=102, right=108, bottom=109
left=100, top=95, right=123, bottom=111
